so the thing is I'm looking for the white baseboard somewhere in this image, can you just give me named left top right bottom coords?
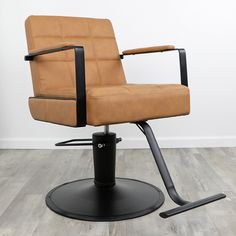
left=0, top=136, right=236, bottom=149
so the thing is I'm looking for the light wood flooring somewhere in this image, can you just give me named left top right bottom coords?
left=0, top=148, right=235, bottom=236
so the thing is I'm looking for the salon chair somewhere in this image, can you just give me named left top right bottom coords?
left=24, top=15, right=225, bottom=221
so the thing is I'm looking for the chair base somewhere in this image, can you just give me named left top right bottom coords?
left=46, top=124, right=225, bottom=220
left=46, top=178, right=165, bottom=221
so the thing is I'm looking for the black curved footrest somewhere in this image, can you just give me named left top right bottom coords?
left=136, top=121, right=226, bottom=219
left=159, top=193, right=226, bottom=218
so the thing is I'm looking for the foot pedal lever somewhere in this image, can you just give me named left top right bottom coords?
left=160, top=193, right=226, bottom=218
left=55, top=137, right=122, bottom=147
left=55, top=139, right=93, bottom=146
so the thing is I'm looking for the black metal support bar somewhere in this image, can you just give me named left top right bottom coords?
left=93, top=132, right=117, bottom=187
left=74, top=47, right=86, bottom=126
left=177, top=49, right=188, bottom=86
left=24, top=45, right=87, bottom=127
left=56, top=133, right=121, bottom=187
left=136, top=121, right=226, bottom=218
left=121, top=48, right=188, bottom=87
left=136, top=121, right=188, bottom=206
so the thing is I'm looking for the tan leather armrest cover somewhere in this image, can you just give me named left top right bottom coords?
left=122, top=45, right=175, bottom=55
left=29, top=42, right=78, bottom=54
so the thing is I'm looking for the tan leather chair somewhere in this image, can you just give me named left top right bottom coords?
left=25, top=15, right=225, bottom=221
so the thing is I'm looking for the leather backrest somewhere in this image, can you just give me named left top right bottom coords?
left=25, top=16, right=126, bottom=98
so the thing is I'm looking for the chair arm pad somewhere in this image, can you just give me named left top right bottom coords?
left=28, top=42, right=78, bottom=54
left=122, top=45, right=175, bottom=55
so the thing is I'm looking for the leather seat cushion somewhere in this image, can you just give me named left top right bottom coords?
left=29, top=84, right=190, bottom=126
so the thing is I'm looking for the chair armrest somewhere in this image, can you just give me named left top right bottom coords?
left=121, top=45, right=188, bottom=87
left=122, top=45, right=175, bottom=56
left=24, top=42, right=81, bottom=61
left=24, top=42, right=87, bottom=127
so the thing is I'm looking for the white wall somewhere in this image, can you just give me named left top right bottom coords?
left=0, top=0, right=236, bottom=149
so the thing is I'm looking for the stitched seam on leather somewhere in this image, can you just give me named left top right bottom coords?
left=88, top=90, right=188, bottom=99
left=33, top=35, right=115, bottom=39
left=87, top=86, right=188, bottom=98
left=27, top=18, right=42, bottom=96
left=29, top=96, right=76, bottom=100
left=59, top=18, right=75, bottom=91
left=87, top=20, right=102, bottom=85
left=35, top=58, right=120, bottom=62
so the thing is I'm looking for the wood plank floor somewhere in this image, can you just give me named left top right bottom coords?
left=0, top=148, right=235, bottom=236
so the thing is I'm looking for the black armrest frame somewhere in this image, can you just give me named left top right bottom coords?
left=120, top=48, right=188, bottom=87
left=25, top=46, right=87, bottom=127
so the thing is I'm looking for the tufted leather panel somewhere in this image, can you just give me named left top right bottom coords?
left=25, top=15, right=126, bottom=98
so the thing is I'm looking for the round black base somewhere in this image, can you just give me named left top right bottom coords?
left=46, top=178, right=165, bottom=221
